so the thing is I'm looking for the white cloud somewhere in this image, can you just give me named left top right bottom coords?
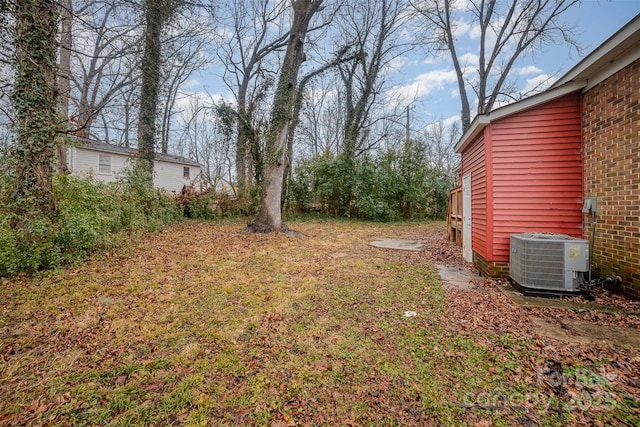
left=387, top=69, right=458, bottom=103
left=452, top=19, right=473, bottom=39
left=385, top=56, right=406, bottom=73
left=442, top=115, right=461, bottom=127
left=183, top=79, right=201, bottom=89
left=422, top=115, right=462, bottom=133
left=458, top=52, right=479, bottom=70
left=518, top=65, right=543, bottom=76
left=468, top=22, right=482, bottom=40
left=489, top=73, right=555, bottom=110
left=423, top=50, right=450, bottom=65
left=523, top=74, right=554, bottom=93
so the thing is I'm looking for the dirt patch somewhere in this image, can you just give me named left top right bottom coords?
left=530, top=317, right=640, bottom=347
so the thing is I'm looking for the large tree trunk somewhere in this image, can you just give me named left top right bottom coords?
left=247, top=0, right=323, bottom=233
left=11, top=0, right=59, bottom=217
left=234, top=100, right=251, bottom=207
left=137, top=0, right=167, bottom=182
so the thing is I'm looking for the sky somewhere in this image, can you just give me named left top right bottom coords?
left=393, top=0, right=640, bottom=131
left=188, top=0, right=640, bottom=137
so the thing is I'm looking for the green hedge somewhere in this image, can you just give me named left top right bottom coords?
left=287, top=141, right=452, bottom=221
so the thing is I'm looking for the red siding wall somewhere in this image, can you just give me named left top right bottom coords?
left=461, top=135, right=487, bottom=260
left=489, top=94, right=584, bottom=261
left=582, top=59, right=640, bottom=299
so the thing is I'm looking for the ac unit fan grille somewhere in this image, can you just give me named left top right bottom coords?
left=510, top=237, right=565, bottom=290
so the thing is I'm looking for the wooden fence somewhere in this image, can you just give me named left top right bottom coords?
left=447, top=185, right=462, bottom=245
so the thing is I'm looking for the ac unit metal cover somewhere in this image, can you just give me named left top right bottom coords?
left=509, top=233, right=588, bottom=292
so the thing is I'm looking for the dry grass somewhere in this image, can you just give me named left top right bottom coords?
left=1, top=218, right=637, bottom=426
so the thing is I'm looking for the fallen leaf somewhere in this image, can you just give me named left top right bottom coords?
left=114, top=375, right=128, bottom=386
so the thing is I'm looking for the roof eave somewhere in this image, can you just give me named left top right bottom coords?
left=454, top=115, right=489, bottom=153
left=551, top=14, right=640, bottom=88
left=78, top=141, right=201, bottom=167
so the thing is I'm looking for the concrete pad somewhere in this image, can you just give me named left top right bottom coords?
left=435, top=264, right=482, bottom=291
left=531, top=317, right=640, bottom=347
left=497, top=283, right=620, bottom=314
left=369, top=238, right=425, bottom=251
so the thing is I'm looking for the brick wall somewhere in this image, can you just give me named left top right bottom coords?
left=473, top=251, right=510, bottom=278
left=582, top=59, right=640, bottom=299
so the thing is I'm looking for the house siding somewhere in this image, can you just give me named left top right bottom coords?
left=69, top=147, right=130, bottom=183
left=582, top=58, right=640, bottom=299
left=69, top=146, right=201, bottom=193
left=154, top=160, right=198, bottom=193
left=461, top=134, right=488, bottom=261
left=490, top=94, right=584, bottom=261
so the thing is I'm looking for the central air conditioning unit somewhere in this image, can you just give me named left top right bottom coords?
left=509, top=233, right=589, bottom=293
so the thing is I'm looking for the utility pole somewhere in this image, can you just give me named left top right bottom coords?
left=405, top=104, right=410, bottom=144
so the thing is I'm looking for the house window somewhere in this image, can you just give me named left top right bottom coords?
left=183, top=167, right=190, bottom=179
left=98, top=154, right=111, bottom=174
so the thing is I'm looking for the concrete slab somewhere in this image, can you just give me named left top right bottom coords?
left=497, top=283, right=620, bottom=314
left=369, top=239, right=425, bottom=251
left=435, top=264, right=482, bottom=291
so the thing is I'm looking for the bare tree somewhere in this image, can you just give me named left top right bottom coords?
left=158, top=5, right=214, bottom=154
left=296, top=84, right=336, bottom=157
left=337, top=0, right=411, bottom=159
left=55, top=0, right=72, bottom=173
left=70, top=0, right=140, bottom=140
left=216, top=0, right=291, bottom=205
left=177, top=96, right=236, bottom=191
left=410, top=0, right=580, bottom=131
left=248, top=0, right=324, bottom=233
left=422, top=120, right=459, bottom=175
left=293, top=74, right=344, bottom=158
left=299, top=0, right=409, bottom=215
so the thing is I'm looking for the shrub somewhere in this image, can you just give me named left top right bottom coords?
left=286, top=142, right=453, bottom=222
left=0, top=162, right=183, bottom=277
left=0, top=213, right=57, bottom=276
left=175, top=185, right=218, bottom=220
left=114, top=161, right=182, bottom=231
left=52, top=174, right=123, bottom=261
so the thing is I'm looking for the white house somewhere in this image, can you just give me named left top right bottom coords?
left=67, top=141, right=202, bottom=193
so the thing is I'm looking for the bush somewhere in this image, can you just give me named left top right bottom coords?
left=0, top=213, right=58, bottom=277
left=0, top=163, right=183, bottom=277
left=175, top=185, right=218, bottom=220
left=53, top=175, right=123, bottom=259
left=287, top=142, right=453, bottom=222
left=115, top=160, right=182, bottom=230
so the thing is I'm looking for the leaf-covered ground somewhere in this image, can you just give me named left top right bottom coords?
left=1, top=219, right=638, bottom=426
